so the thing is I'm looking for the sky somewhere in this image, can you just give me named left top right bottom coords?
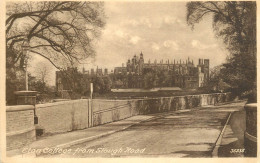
left=29, top=1, right=228, bottom=86
left=85, top=2, right=228, bottom=69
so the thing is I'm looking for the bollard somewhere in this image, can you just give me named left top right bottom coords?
left=244, top=103, right=257, bottom=157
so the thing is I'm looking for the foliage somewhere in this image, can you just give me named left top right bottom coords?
left=143, top=72, right=158, bottom=89
left=58, top=68, right=112, bottom=98
left=156, top=69, right=172, bottom=87
left=93, top=76, right=104, bottom=94
left=186, top=1, right=256, bottom=96
left=103, top=76, right=113, bottom=92
left=6, top=68, right=25, bottom=105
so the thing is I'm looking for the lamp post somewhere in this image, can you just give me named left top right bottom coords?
left=22, top=39, right=30, bottom=91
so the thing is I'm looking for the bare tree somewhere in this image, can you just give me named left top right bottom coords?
left=34, top=62, right=52, bottom=84
left=6, top=1, right=106, bottom=70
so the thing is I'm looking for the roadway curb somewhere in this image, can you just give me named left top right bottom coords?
left=212, top=112, right=232, bottom=157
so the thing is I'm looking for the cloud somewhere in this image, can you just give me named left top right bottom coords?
left=129, top=36, right=141, bottom=44
left=163, top=16, right=182, bottom=25
left=163, top=40, right=179, bottom=50
left=114, top=30, right=141, bottom=45
left=191, top=40, right=218, bottom=50
left=152, top=43, right=160, bottom=51
left=115, top=30, right=128, bottom=38
left=121, top=18, right=152, bottom=28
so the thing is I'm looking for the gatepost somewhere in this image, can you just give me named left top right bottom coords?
left=14, top=91, right=38, bottom=124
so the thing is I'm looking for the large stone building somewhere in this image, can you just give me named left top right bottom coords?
left=114, top=52, right=209, bottom=89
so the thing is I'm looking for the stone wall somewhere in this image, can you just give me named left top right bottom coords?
left=6, top=105, right=36, bottom=150
left=6, top=92, right=232, bottom=150
left=92, top=93, right=231, bottom=126
left=35, top=99, right=90, bottom=134
left=92, top=99, right=130, bottom=112
left=92, top=100, right=136, bottom=126
left=130, top=93, right=230, bottom=115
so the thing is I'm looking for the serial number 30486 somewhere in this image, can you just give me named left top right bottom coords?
left=230, top=149, right=245, bottom=153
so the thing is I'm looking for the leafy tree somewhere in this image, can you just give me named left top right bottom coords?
left=143, top=72, right=158, bottom=89
left=6, top=68, right=25, bottom=105
left=93, top=76, right=104, bottom=94
left=80, top=75, right=91, bottom=96
left=114, top=79, right=124, bottom=89
left=59, top=67, right=83, bottom=96
left=186, top=1, right=256, bottom=96
left=156, top=70, right=172, bottom=87
left=103, top=76, right=112, bottom=93
left=202, top=65, right=231, bottom=92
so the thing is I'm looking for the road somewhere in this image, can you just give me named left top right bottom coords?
left=47, top=101, right=245, bottom=158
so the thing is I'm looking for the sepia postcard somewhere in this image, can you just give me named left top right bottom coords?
left=1, top=0, right=259, bottom=163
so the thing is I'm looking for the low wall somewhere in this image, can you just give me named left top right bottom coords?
left=6, top=105, right=36, bottom=150
left=93, top=92, right=231, bottom=125
left=132, top=93, right=230, bottom=115
left=35, top=99, right=90, bottom=134
left=92, top=100, right=136, bottom=126
left=6, top=92, right=232, bottom=150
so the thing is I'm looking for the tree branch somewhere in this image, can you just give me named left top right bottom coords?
left=30, top=50, right=61, bottom=70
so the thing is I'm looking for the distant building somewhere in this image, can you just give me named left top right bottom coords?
left=114, top=63, right=127, bottom=74
left=56, top=52, right=210, bottom=96
left=114, top=52, right=209, bottom=88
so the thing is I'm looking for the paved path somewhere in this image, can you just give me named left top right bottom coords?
left=43, top=101, right=246, bottom=158
left=7, top=115, right=154, bottom=157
